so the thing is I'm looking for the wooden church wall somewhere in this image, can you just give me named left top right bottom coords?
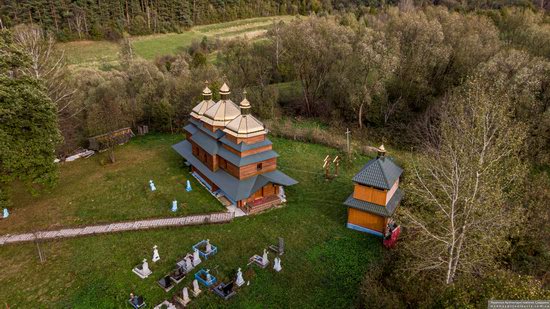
left=352, top=184, right=387, bottom=206
left=348, top=208, right=387, bottom=233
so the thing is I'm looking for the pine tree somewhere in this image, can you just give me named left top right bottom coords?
left=0, top=29, right=61, bottom=208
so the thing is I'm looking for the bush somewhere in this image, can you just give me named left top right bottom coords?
left=437, top=271, right=550, bottom=307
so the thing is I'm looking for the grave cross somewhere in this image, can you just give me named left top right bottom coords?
left=333, top=156, right=341, bottom=177
left=323, top=155, right=332, bottom=180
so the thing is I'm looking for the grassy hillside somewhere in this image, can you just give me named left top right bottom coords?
left=0, top=134, right=382, bottom=307
left=59, top=16, right=296, bottom=68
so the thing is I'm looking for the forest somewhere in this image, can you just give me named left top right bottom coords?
left=0, top=0, right=548, bottom=40
left=1, top=0, right=549, bottom=307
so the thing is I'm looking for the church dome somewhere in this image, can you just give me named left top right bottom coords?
left=201, top=99, right=241, bottom=126
left=190, top=82, right=215, bottom=118
left=223, top=114, right=266, bottom=138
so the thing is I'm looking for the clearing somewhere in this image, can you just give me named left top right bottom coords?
left=0, top=133, right=381, bottom=307
left=59, top=15, right=297, bottom=68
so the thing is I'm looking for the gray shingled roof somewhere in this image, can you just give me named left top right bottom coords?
left=172, top=140, right=297, bottom=201
left=188, top=118, right=225, bottom=139
left=352, top=157, right=403, bottom=190
left=217, top=146, right=279, bottom=167
left=184, top=123, right=198, bottom=135
left=219, top=136, right=273, bottom=152
left=343, top=189, right=403, bottom=217
left=189, top=130, right=219, bottom=155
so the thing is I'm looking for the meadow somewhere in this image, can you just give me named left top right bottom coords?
left=59, top=16, right=296, bottom=68
left=0, top=134, right=382, bottom=307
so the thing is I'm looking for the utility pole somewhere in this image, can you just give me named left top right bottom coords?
left=345, top=128, right=351, bottom=159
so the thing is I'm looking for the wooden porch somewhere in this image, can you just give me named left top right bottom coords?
left=242, top=195, right=282, bottom=215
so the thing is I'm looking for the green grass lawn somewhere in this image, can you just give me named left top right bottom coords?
left=0, top=134, right=381, bottom=307
left=1, top=134, right=222, bottom=235
left=60, top=16, right=296, bottom=67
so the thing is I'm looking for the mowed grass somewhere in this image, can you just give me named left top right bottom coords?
left=59, top=15, right=296, bottom=67
left=0, top=134, right=381, bottom=307
left=1, top=133, right=222, bottom=235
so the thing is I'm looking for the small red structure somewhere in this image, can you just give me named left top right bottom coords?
left=383, top=221, right=401, bottom=249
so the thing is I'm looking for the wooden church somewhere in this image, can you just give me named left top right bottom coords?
left=343, top=146, right=404, bottom=237
left=172, top=82, right=297, bottom=214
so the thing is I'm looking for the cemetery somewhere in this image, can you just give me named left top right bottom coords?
left=0, top=131, right=385, bottom=307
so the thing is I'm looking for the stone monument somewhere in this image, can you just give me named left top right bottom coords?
left=192, top=248, right=202, bottom=266
left=235, top=268, right=245, bottom=287
left=149, top=180, right=156, bottom=191
left=132, top=258, right=152, bottom=279
left=152, top=245, right=160, bottom=262
left=262, top=249, right=269, bottom=265
left=274, top=257, right=282, bottom=272
left=171, top=200, right=178, bottom=212
left=185, top=256, right=193, bottom=271
left=181, top=287, right=190, bottom=306
left=192, top=279, right=202, bottom=297
left=205, top=239, right=212, bottom=253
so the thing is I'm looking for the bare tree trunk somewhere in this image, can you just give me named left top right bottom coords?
left=358, top=103, right=364, bottom=129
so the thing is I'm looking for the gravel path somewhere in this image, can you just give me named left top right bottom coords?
left=0, top=212, right=233, bottom=246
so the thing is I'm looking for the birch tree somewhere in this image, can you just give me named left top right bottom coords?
left=400, top=76, right=527, bottom=285
left=12, top=24, right=77, bottom=118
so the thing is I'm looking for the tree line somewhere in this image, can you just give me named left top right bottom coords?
left=0, top=0, right=548, bottom=41
left=0, top=0, right=330, bottom=40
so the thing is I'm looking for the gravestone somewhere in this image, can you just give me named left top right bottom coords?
left=273, top=257, right=282, bottom=272
left=205, top=239, right=212, bottom=253
left=149, top=180, right=156, bottom=191
left=180, top=287, right=190, bottom=306
left=235, top=268, right=245, bottom=287
left=132, top=258, right=152, bottom=279
left=185, top=256, right=193, bottom=271
left=192, top=248, right=202, bottom=266
left=171, top=200, right=177, bottom=212
left=186, top=180, right=192, bottom=192
left=262, top=249, right=269, bottom=265
left=152, top=245, right=160, bottom=263
left=3, top=208, right=9, bottom=219
left=192, top=279, right=202, bottom=297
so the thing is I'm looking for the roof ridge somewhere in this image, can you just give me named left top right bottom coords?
left=376, top=159, right=391, bottom=188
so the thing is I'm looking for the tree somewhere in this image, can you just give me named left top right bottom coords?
left=400, top=76, right=527, bottom=285
left=0, top=29, right=61, bottom=208
left=341, top=28, right=398, bottom=128
left=278, top=17, right=353, bottom=116
left=83, top=71, right=131, bottom=163
left=12, top=24, right=79, bottom=153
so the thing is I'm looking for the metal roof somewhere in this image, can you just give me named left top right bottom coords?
left=189, top=130, right=219, bottom=155
left=223, top=114, right=267, bottom=138
left=183, top=123, right=198, bottom=135
left=202, top=99, right=241, bottom=126
left=188, top=119, right=225, bottom=139
left=343, top=189, right=403, bottom=217
left=172, top=141, right=297, bottom=201
left=190, top=99, right=215, bottom=118
left=217, top=146, right=279, bottom=167
left=219, top=136, right=272, bottom=152
left=352, top=157, right=403, bottom=190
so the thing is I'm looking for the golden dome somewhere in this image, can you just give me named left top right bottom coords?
left=220, top=82, right=231, bottom=95
left=223, top=114, right=266, bottom=138
left=240, top=89, right=251, bottom=110
left=201, top=99, right=241, bottom=126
